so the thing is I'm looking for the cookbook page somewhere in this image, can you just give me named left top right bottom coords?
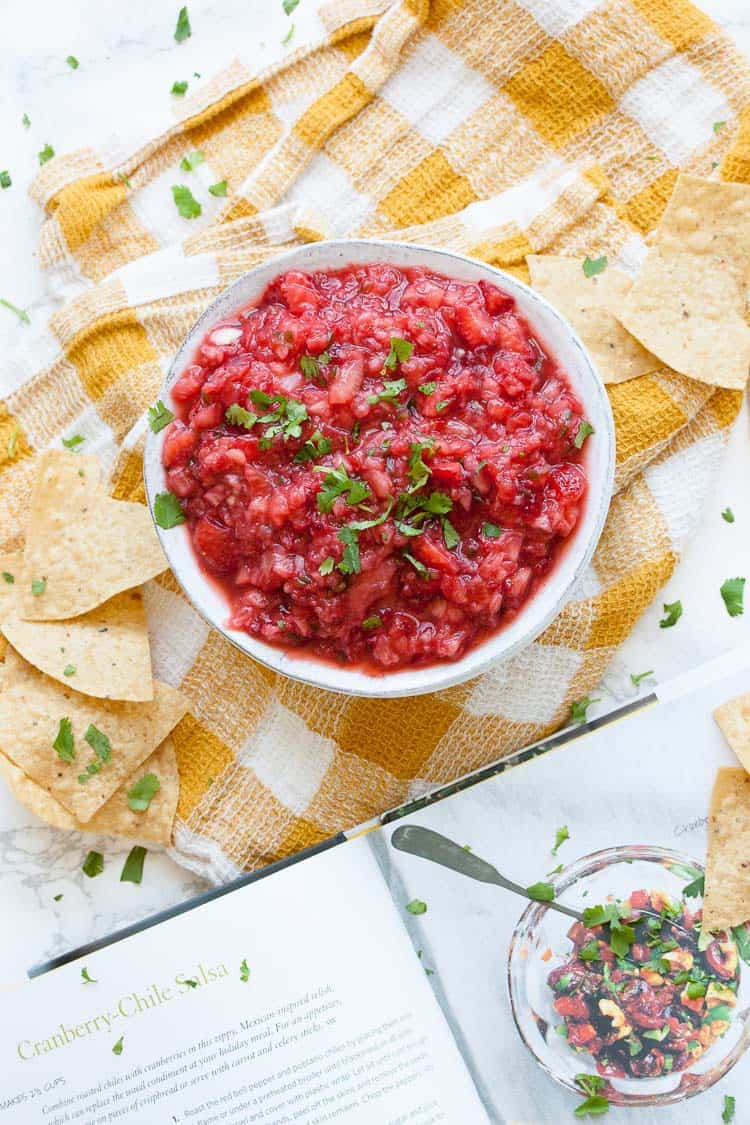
left=0, top=835, right=488, bottom=1125
left=371, top=650, right=750, bottom=1124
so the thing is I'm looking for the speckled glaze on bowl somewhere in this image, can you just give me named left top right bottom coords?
left=144, top=239, right=615, bottom=698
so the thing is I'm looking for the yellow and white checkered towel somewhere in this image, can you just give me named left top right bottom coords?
left=3, top=0, right=749, bottom=882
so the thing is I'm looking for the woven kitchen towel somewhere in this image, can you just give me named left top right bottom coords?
left=3, top=0, right=749, bottom=883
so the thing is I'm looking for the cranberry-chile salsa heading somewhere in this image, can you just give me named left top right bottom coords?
left=159, top=264, right=592, bottom=672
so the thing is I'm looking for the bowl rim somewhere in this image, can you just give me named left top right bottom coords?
left=143, top=237, right=615, bottom=698
left=507, top=843, right=750, bottom=1107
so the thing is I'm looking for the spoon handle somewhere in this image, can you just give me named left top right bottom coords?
left=390, top=824, right=583, bottom=922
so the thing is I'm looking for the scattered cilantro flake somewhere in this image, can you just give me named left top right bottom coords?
left=551, top=825, right=569, bottom=856
left=2, top=571, right=14, bottom=584
left=582, top=255, right=607, bottom=278
left=403, top=551, right=428, bottom=577
left=575, top=1074, right=605, bottom=1099
left=171, top=79, right=189, bottom=96
left=315, top=466, right=370, bottom=512
left=63, top=664, right=76, bottom=677
left=362, top=615, right=382, bottom=630
left=319, top=556, right=335, bottom=576
left=282, top=23, right=295, bottom=44
left=579, top=939, right=600, bottom=961
left=38, top=143, right=55, bottom=166
left=384, top=337, right=413, bottom=370
left=720, top=577, right=745, bottom=618
left=407, top=441, right=432, bottom=491
left=686, top=980, right=707, bottom=999
left=295, top=430, right=331, bottom=462
left=53, top=718, right=75, bottom=762
left=120, top=846, right=147, bottom=884
left=127, top=773, right=161, bottom=812
left=209, top=180, right=228, bottom=197
left=300, top=354, right=323, bottom=379
left=66, top=55, right=79, bottom=69
left=547, top=863, right=563, bottom=876
left=714, top=120, right=727, bottom=134
left=482, top=522, right=502, bottom=539
left=571, top=696, right=598, bottom=724
left=62, top=434, right=85, bottom=450
left=53, top=893, right=63, bottom=902
left=337, top=525, right=361, bottom=576
left=283, top=0, right=299, bottom=12
left=574, top=1093, right=609, bottom=1118
left=574, top=420, right=595, bottom=449
left=82, top=850, right=104, bottom=878
left=0, top=298, right=30, bottom=324
left=22, top=113, right=30, bottom=128
left=659, top=600, right=682, bottom=628
left=683, top=873, right=704, bottom=897
left=367, top=377, right=407, bottom=405
left=723, top=1095, right=736, bottom=1123
left=112, top=1036, right=124, bottom=1056
left=441, top=517, right=460, bottom=550
left=526, top=881, right=555, bottom=902
left=225, top=404, right=258, bottom=430
left=419, top=381, right=436, bottom=396
left=722, top=507, right=735, bottom=523
left=31, top=577, right=47, bottom=597
left=180, top=149, right=205, bottom=172
left=81, top=967, right=96, bottom=984
left=148, top=400, right=175, bottom=433
left=174, top=6, right=191, bottom=42
left=0, top=171, right=11, bottom=189
left=406, top=899, right=427, bottom=915
left=435, top=400, right=450, bottom=412
left=240, top=958, right=251, bottom=982
left=171, top=184, right=202, bottom=219
left=630, top=669, right=654, bottom=687
left=154, top=490, right=186, bottom=528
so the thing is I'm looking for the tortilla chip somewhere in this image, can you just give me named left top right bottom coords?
left=0, top=738, right=178, bottom=846
left=0, top=648, right=187, bottom=823
left=617, top=175, right=750, bottom=390
left=527, top=256, right=658, bottom=384
left=0, top=552, right=22, bottom=661
left=20, top=449, right=166, bottom=620
left=2, top=588, right=154, bottom=701
left=703, top=767, right=750, bottom=932
left=714, top=692, right=750, bottom=774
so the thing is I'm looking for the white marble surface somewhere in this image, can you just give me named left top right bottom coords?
left=0, top=0, right=749, bottom=986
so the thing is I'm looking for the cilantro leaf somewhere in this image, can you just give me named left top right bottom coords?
left=714, top=120, right=727, bottom=134
left=127, top=773, right=161, bottom=812
left=22, top=113, right=30, bottom=128
left=574, top=420, right=595, bottom=449
left=630, top=669, right=654, bottom=687
left=225, top=404, right=257, bottom=429
left=63, top=664, right=76, bottom=677
left=148, top=399, right=175, bottom=433
left=403, top=552, right=428, bottom=577
left=384, top=337, right=413, bottom=371
left=723, top=1095, right=736, bottom=1123
left=282, top=0, right=299, bottom=12
left=38, top=143, right=55, bottom=166
left=659, top=600, right=682, bottom=628
left=112, top=1036, right=124, bottom=1056
left=315, top=466, right=370, bottom=512
left=683, top=874, right=705, bottom=898
left=337, top=526, right=361, bottom=576
left=582, top=903, right=622, bottom=928
left=720, top=577, right=745, bottom=618
left=174, top=6, right=192, bottom=42
left=582, top=255, right=607, bottom=278
left=282, top=23, right=295, bottom=44
left=85, top=725, right=111, bottom=762
left=319, top=557, right=334, bottom=576
left=571, top=696, right=598, bottom=724
left=82, top=850, right=104, bottom=878
left=731, top=923, right=750, bottom=966
left=240, top=958, right=251, bottom=982
left=53, top=718, right=75, bottom=762
left=579, top=939, right=601, bottom=961
left=367, top=378, right=407, bottom=405
left=0, top=171, right=11, bottom=189
left=180, top=149, right=204, bottom=172
left=0, top=297, right=30, bottom=324
left=362, top=616, right=382, bottom=630
left=346, top=499, right=393, bottom=533
left=120, top=846, right=147, bottom=884
left=419, top=381, right=436, bottom=396
left=406, top=899, right=427, bottom=915
left=295, top=430, right=331, bottom=462
left=31, top=577, right=46, bottom=596
left=62, top=434, right=85, bottom=450
left=574, top=1095, right=609, bottom=1118
left=441, top=518, right=460, bottom=549
left=53, top=893, right=63, bottom=902
left=2, top=571, right=14, bottom=583
left=407, top=441, right=433, bottom=491
left=154, top=490, right=186, bottom=528
left=209, top=180, right=228, bottom=197
left=81, top=967, right=96, bottom=984
left=482, top=522, right=502, bottom=539
left=435, top=400, right=450, bottom=412
left=722, top=507, right=735, bottom=523
left=66, top=55, right=79, bottom=69
left=551, top=825, right=569, bottom=856
left=171, top=184, right=202, bottom=219
left=526, top=881, right=555, bottom=902
left=575, top=1074, right=605, bottom=1098
left=171, top=79, right=188, bottom=96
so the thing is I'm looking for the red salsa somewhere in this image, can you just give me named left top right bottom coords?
left=162, top=263, right=591, bottom=670
left=547, top=889, right=741, bottom=1079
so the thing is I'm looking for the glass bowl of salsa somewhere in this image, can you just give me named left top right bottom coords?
left=508, top=845, right=750, bottom=1107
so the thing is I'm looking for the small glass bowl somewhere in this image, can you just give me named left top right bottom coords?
left=507, top=845, right=750, bottom=1107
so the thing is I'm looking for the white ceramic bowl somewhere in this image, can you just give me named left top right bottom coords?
left=144, top=239, right=615, bottom=698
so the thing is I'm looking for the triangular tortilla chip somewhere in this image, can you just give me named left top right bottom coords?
left=0, top=738, right=178, bottom=846
left=527, top=255, right=659, bottom=384
left=3, top=588, right=154, bottom=701
left=703, top=767, right=750, bottom=932
left=714, top=692, right=750, bottom=774
left=20, top=449, right=165, bottom=620
left=0, top=552, right=22, bottom=662
left=0, top=648, right=187, bottom=823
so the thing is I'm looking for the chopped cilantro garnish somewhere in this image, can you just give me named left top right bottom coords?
left=714, top=120, right=727, bottom=134
left=551, top=825, right=569, bottom=856
left=82, top=850, right=104, bottom=878
left=384, top=337, right=413, bottom=371
left=174, top=6, right=192, bottom=42
left=362, top=615, right=382, bottom=630
left=38, top=143, right=55, bottom=166
left=571, top=696, right=598, bottom=724
left=66, top=55, right=79, bottom=69
left=435, top=400, right=450, bottom=412
left=574, top=1094, right=609, bottom=1117
left=419, top=382, right=436, bottom=395
left=315, top=465, right=370, bottom=512
left=53, top=718, right=75, bottom=762
left=0, top=171, right=11, bottom=189
left=85, top=725, right=111, bottom=763
left=240, top=958, right=251, bottom=982
left=0, top=298, right=30, bottom=324
left=31, top=577, right=46, bottom=597
left=582, top=255, right=607, bottom=278
left=579, top=939, right=600, bottom=961
left=148, top=399, right=175, bottom=433
left=225, top=404, right=258, bottom=430
left=62, top=434, right=85, bottom=450
left=112, top=1036, right=124, bottom=1055
left=720, top=577, right=745, bottom=618
left=582, top=901, right=634, bottom=957
left=683, top=873, right=704, bottom=898
left=180, top=149, right=204, bottom=172
left=526, top=881, right=555, bottom=902
left=208, top=180, right=228, bottom=197
left=659, top=600, right=682, bottom=628
left=403, top=551, right=428, bottom=577
left=22, top=113, right=30, bottom=128
left=686, top=980, right=707, bottom=998
left=319, top=556, right=335, bottom=576
left=171, top=79, right=188, bottom=96
left=127, top=773, right=161, bottom=812
left=63, top=664, right=76, bottom=677
left=482, top=522, right=502, bottom=539
left=441, top=517, right=460, bottom=549
left=406, top=899, right=427, bottom=915
left=705, top=1003, right=733, bottom=1024
left=407, top=441, right=432, bottom=491
left=395, top=519, right=423, bottom=538
left=282, top=0, right=299, bottom=12
left=367, top=377, right=407, bottom=405
left=295, top=430, right=331, bottom=462
left=722, top=507, right=735, bottom=523
left=630, top=669, right=654, bottom=687
left=337, top=526, right=361, bottom=575
left=2, top=571, right=14, bottom=584
left=53, top=893, right=63, bottom=902
left=723, top=1095, right=736, bottom=1123
left=300, top=354, right=323, bottom=379
left=154, top=490, right=186, bottom=528
left=81, top=967, right=96, bottom=984
left=282, top=22, right=295, bottom=44
left=575, top=1074, right=605, bottom=1099
left=574, top=420, right=595, bottom=449
left=172, top=184, right=202, bottom=219
left=120, top=845, right=147, bottom=884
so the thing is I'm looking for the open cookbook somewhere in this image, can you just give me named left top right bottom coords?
left=3, top=648, right=750, bottom=1125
